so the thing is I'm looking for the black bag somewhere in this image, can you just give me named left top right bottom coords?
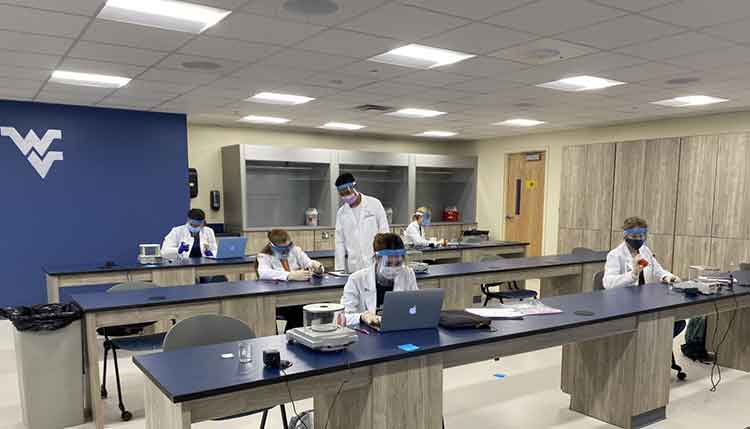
left=1, top=303, right=82, bottom=332
left=681, top=317, right=711, bottom=361
left=439, top=310, right=492, bottom=329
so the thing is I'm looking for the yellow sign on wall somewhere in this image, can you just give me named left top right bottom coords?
left=525, top=179, right=537, bottom=190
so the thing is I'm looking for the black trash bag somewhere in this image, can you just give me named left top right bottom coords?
left=1, top=303, right=82, bottom=332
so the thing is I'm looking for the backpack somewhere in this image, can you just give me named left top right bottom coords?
left=681, top=317, right=710, bottom=361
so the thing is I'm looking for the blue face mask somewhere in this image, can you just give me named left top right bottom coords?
left=625, top=238, right=645, bottom=251
left=188, top=225, right=202, bottom=234
left=271, top=243, right=292, bottom=260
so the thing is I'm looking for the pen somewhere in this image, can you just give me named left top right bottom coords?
left=352, top=327, right=371, bottom=336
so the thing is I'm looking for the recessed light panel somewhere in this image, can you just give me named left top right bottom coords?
left=238, top=115, right=290, bottom=124
left=386, top=108, right=446, bottom=118
left=651, top=95, right=728, bottom=107
left=415, top=131, right=457, bottom=137
left=537, top=75, right=625, bottom=92
left=494, top=118, right=546, bottom=127
left=369, top=44, right=475, bottom=69
left=319, top=122, right=366, bottom=131
left=51, top=70, right=131, bottom=88
left=98, top=0, right=231, bottom=34
left=247, top=92, right=315, bottom=106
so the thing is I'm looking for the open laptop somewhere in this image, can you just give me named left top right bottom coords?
left=369, top=289, right=445, bottom=333
left=206, top=236, right=247, bottom=259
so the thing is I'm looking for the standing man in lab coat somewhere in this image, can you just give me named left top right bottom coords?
left=335, top=172, right=390, bottom=273
left=161, top=208, right=218, bottom=259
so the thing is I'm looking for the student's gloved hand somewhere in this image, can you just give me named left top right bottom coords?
left=310, top=261, right=324, bottom=274
left=360, top=311, right=381, bottom=326
left=204, top=249, right=213, bottom=257
left=631, top=254, right=645, bottom=279
left=178, top=242, right=190, bottom=254
left=662, top=275, right=680, bottom=284
left=288, top=270, right=312, bottom=281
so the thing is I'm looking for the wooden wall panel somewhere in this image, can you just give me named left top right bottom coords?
left=583, top=143, right=616, bottom=231
left=676, top=136, right=718, bottom=236
left=672, top=235, right=711, bottom=280
left=559, top=228, right=610, bottom=254
left=642, top=138, right=680, bottom=234
left=611, top=140, right=646, bottom=229
left=713, top=133, right=750, bottom=239
left=559, top=145, right=586, bottom=229
left=709, top=238, right=750, bottom=271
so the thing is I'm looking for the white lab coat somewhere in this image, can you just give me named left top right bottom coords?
left=403, top=220, right=431, bottom=246
left=340, top=265, right=418, bottom=326
left=256, top=246, right=317, bottom=281
left=603, top=242, right=673, bottom=289
left=161, top=224, right=218, bottom=259
left=335, top=193, right=390, bottom=272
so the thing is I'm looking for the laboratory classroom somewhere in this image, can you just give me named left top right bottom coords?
left=1, top=1, right=750, bottom=428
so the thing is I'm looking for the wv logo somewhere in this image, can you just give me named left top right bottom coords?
left=1, top=127, right=63, bottom=179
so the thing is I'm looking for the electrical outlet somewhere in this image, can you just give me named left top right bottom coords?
left=472, top=295, right=482, bottom=304
left=322, top=231, right=330, bottom=239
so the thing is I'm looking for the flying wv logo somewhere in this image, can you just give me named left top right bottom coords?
left=1, top=127, right=63, bottom=179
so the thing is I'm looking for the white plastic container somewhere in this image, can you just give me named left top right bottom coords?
left=305, top=208, right=319, bottom=226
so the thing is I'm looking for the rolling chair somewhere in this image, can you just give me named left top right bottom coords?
left=739, top=262, right=750, bottom=271
left=162, top=314, right=289, bottom=429
left=479, top=255, right=538, bottom=306
left=593, top=270, right=687, bottom=381
left=98, top=281, right=169, bottom=421
left=572, top=247, right=596, bottom=255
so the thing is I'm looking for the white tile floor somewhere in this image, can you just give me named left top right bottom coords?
left=0, top=318, right=748, bottom=429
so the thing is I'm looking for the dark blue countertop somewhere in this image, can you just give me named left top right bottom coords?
left=44, top=241, right=529, bottom=276
left=73, top=252, right=607, bottom=313
left=133, top=283, right=750, bottom=403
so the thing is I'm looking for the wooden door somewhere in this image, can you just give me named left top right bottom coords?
left=504, top=152, right=545, bottom=256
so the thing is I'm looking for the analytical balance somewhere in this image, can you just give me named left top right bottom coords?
left=286, top=303, right=358, bottom=352
left=137, top=244, right=162, bottom=264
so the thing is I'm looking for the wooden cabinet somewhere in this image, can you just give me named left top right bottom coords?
left=559, top=143, right=615, bottom=230
left=314, top=229, right=335, bottom=251
left=611, top=140, right=646, bottom=230
left=244, top=231, right=268, bottom=254
left=712, top=133, right=750, bottom=239
left=672, top=235, right=711, bottom=280
left=558, top=228, right=610, bottom=254
left=289, top=230, right=315, bottom=251
left=676, top=136, right=718, bottom=236
left=709, top=238, right=750, bottom=271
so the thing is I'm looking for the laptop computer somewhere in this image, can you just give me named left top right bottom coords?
left=206, top=236, right=247, bottom=259
left=369, top=289, right=445, bottom=333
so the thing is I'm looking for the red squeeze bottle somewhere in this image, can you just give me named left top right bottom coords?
left=638, top=258, right=649, bottom=268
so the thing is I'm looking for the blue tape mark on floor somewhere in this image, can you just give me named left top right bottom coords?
left=494, top=373, right=507, bottom=379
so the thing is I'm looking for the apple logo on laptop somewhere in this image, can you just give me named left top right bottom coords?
left=409, top=306, right=417, bottom=315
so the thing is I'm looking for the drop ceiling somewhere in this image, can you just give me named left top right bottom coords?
left=1, top=0, right=750, bottom=140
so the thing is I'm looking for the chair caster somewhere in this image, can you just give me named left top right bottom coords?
left=121, top=410, right=132, bottom=421
left=677, top=371, right=687, bottom=381
left=100, top=387, right=108, bottom=399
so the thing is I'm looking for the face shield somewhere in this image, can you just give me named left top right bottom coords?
left=375, top=248, right=406, bottom=280
left=624, top=227, right=647, bottom=251
left=337, top=182, right=358, bottom=205
left=271, top=242, right=293, bottom=260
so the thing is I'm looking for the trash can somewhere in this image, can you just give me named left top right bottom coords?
left=3, top=303, right=85, bottom=429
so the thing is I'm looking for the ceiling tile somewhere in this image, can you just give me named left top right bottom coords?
left=442, top=55, right=526, bottom=78
left=337, top=60, right=413, bottom=80
left=588, top=0, right=675, bottom=12
left=300, top=71, right=377, bottom=90
left=643, top=0, right=750, bottom=28
left=0, top=30, right=74, bottom=56
left=390, top=70, right=473, bottom=87
left=616, top=31, right=736, bottom=61
left=559, top=15, right=683, bottom=50
left=192, top=0, right=247, bottom=9
left=36, top=92, right=105, bottom=105
left=113, top=79, right=192, bottom=98
left=231, top=64, right=312, bottom=84
left=140, top=68, right=222, bottom=85
left=257, top=49, right=357, bottom=72
left=82, top=21, right=193, bottom=51
left=98, top=95, right=164, bottom=108
left=340, top=3, right=468, bottom=41
left=666, top=45, right=750, bottom=70
left=297, top=29, right=399, bottom=58
left=401, top=0, right=534, bottom=20
left=38, top=81, right=113, bottom=98
left=357, top=81, right=422, bottom=96
left=242, top=0, right=387, bottom=26
left=0, top=76, right=44, bottom=90
left=445, top=77, right=526, bottom=93
left=703, top=19, right=750, bottom=44
left=206, top=12, right=325, bottom=46
left=67, top=41, right=166, bottom=67
left=179, top=36, right=279, bottom=63
left=0, top=49, right=59, bottom=69
left=422, top=23, right=535, bottom=55
left=491, top=38, right=597, bottom=65
left=486, top=0, right=625, bottom=36
left=601, top=61, right=688, bottom=82
left=0, top=4, right=89, bottom=37
left=0, top=64, right=53, bottom=80
left=2, top=0, right=105, bottom=16
left=0, top=86, right=36, bottom=99
left=244, top=83, right=339, bottom=98
left=157, top=54, right=244, bottom=74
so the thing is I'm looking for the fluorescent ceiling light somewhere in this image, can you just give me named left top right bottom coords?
left=319, top=122, right=365, bottom=131
left=386, top=108, right=446, bottom=118
left=238, top=115, right=290, bottom=124
left=651, top=95, right=729, bottom=107
left=247, top=92, right=315, bottom=106
left=494, top=118, right=546, bottom=127
left=537, top=75, right=626, bottom=92
left=369, top=44, right=475, bottom=69
left=98, top=0, right=231, bottom=34
left=50, top=70, right=131, bottom=88
left=415, top=131, right=457, bottom=137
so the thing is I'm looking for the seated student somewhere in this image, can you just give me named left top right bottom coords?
left=340, top=232, right=418, bottom=326
left=604, top=216, right=685, bottom=338
left=256, top=229, right=324, bottom=281
left=161, top=208, right=218, bottom=259
left=403, top=207, right=433, bottom=247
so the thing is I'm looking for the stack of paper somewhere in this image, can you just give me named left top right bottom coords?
left=466, top=307, right=523, bottom=319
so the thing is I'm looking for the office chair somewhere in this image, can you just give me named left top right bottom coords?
left=479, top=255, right=538, bottom=306
left=593, top=271, right=605, bottom=291
left=98, top=281, right=168, bottom=422
left=162, top=314, right=289, bottom=429
left=739, top=262, right=750, bottom=271
left=572, top=247, right=595, bottom=255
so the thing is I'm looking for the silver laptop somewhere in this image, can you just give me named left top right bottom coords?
left=206, top=237, right=247, bottom=259
left=372, top=289, right=445, bottom=332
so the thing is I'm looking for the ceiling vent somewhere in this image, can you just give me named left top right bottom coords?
left=354, top=104, right=395, bottom=113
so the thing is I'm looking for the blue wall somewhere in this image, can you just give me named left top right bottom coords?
left=0, top=100, right=189, bottom=306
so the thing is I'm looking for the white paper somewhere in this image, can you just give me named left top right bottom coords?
left=466, top=307, right=523, bottom=318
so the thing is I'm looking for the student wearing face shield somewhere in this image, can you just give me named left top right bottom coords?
left=334, top=172, right=390, bottom=273
left=256, top=229, right=324, bottom=281
left=161, top=209, right=218, bottom=259
left=603, top=217, right=680, bottom=289
left=340, top=233, right=418, bottom=326
left=403, top=206, right=444, bottom=247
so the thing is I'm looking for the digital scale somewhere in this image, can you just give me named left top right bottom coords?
left=286, top=303, right=358, bottom=352
left=137, top=244, right=163, bottom=264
